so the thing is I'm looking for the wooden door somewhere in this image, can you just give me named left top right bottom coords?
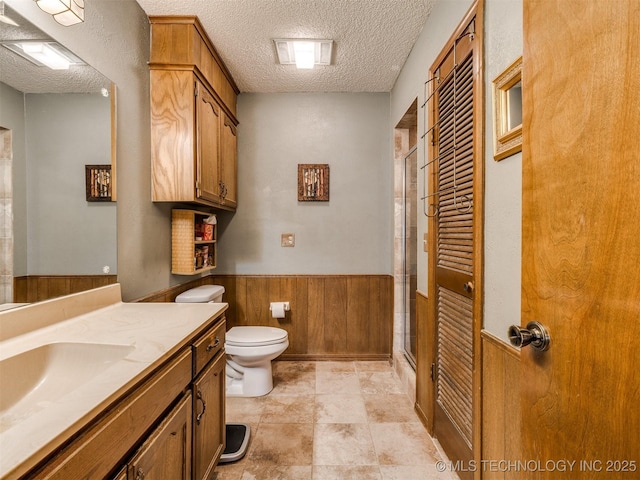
left=128, top=393, right=192, bottom=480
left=196, top=80, right=222, bottom=205
left=520, top=1, right=640, bottom=477
left=427, top=4, right=482, bottom=478
left=193, top=353, right=226, bottom=480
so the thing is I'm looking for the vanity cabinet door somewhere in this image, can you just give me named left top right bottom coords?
left=128, top=393, right=192, bottom=480
left=192, top=353, right=225, bottom=480
left=111, top=467, right=127, bottom=480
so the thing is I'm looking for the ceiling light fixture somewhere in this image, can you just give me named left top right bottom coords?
left=1, top=40, right=85, bottom=70
left=274, top=39, right=333, bottom=69
left=34, top=0, right=85, bottom=26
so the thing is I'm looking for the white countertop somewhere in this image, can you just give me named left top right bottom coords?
left=0, top=286, right=227, bottom=479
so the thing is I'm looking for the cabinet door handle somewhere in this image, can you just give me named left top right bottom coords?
left=196, top=389, right=207, bottom=425
left=206, top=337, right=220, bottom=352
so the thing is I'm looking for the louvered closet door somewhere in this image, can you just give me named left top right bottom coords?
left=427, top=12, right=479, bottom=478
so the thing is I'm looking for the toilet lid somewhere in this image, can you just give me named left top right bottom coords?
left=225, top=326, right=288, bottom=347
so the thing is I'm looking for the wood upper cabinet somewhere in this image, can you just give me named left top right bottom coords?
left=150, top=16, right=239, bottom=211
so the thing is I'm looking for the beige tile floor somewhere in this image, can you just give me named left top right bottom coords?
left=213, top=361, right=459, bottom=480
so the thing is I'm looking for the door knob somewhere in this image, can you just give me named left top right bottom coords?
left=508, top=321, right=550, bottom=351
left=463, top=281, right=474, bottom=293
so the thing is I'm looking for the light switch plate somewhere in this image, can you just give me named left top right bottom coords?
left=281, top=233, right=295, bottom=247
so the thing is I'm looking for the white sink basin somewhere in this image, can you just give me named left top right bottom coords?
left=0, top=342, right=134, bottom=431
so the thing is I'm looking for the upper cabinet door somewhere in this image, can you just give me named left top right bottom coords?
left=195, top=81, right=222, bottom=205
left=220, top=113, right=238, bottom=209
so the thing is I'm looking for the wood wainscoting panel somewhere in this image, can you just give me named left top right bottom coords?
left=210, top=275, right=393, bottom=359
left=481, top=330, right=521, bottom=480
left=136, top=274, right=393, bottom=359
left=13, top=275, right=118, bottom=303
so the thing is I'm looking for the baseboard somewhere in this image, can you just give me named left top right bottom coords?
left=280, top=353, right=391, bottom=362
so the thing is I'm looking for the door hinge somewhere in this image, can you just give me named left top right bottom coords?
left=431, top=363, right=436, bottom=381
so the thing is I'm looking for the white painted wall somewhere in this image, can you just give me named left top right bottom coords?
left=483, top=0, right=523, bottom=341
left=25, top=93, right=116, bottom=275
left=216, top=93, right=393, bottom=275
left=7, top=0, right=162, bottom=300
left=391, top=0, right=475, bottom=296
left=6, top=0, right=523, bottom=315
left=0, top=87, right=115, bottom=276
left=390, top=0, right=523, bottom=342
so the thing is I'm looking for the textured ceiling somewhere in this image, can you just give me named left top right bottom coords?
left=0, top=1, right=435, bottom=94
left=135, top=0, right=436, bottom=93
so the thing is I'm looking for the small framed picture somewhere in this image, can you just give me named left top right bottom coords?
left=85, top=165, right=112, bottom=201
left=298, top=164, right=329, bottom=201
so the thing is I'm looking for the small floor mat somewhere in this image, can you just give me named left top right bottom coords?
left=219, top=423, right=251, bottom=464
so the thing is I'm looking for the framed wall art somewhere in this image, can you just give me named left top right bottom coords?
left=85, top=164, right=112, bottom=201
left=298, top=164, right=329, bottom=201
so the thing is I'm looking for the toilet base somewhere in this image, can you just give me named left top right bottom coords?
left=225, top=361, right=275, bottom=397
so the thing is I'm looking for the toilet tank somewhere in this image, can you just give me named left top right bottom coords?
left=175, top=285, right=225, bottom=303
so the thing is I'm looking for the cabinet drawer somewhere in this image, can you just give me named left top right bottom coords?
left=193, top=318, right=225, bottom=375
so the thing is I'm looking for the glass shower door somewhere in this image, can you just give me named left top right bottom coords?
left=403, top=146, right=418, bottom=368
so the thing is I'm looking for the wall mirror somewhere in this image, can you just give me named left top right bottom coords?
left=0, top=4, right=117, bottom=306
left=492, top=56, right=522, bottom=161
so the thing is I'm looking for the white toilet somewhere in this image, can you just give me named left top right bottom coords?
left=175, top=285, right=289, bottom=397
left=225, top=326, right=289, bottom=397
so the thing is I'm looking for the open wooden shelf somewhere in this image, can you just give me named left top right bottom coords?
left=171, top=209, right=217, bottom=275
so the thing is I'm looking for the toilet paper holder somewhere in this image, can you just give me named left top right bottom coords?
left=269, top=302, right=290, bottom=318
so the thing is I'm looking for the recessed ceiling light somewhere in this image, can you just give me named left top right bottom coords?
left=273, top=39, right=333, bottom=69
left=1, top=40, right=86, bottom=70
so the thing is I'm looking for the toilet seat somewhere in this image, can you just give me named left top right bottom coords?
left=226, top=326, right=288, bottom=347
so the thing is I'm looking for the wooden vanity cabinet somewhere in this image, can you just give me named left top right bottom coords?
left=22, top=315, right=226, bottom=480
left=150, top=16, right=239, bottom=212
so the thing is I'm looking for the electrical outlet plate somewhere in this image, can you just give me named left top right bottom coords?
left=281, top=233, right=295, bottom=247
